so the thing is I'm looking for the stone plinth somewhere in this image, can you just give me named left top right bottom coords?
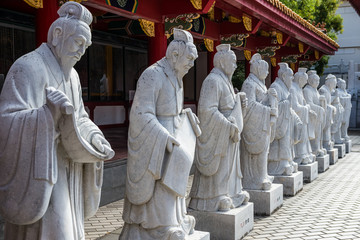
left=334, top=144, right=346, bottom=158
left=316, top=154, right=329, bottom=173
left=188, top=231, right=210, bottom=240
left=273, top=172, right=303, bottom=196
left=189, top=203, right=253, bottom=240
left=298, top=161, right=318, bottom=183
left=345, top=140, right=352, bottom=153
left=246, top=184, right=283, bottom=216
left=328, top=148, right=338, bottom=165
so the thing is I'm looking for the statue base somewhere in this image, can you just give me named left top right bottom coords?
left=345, top=140, right=352, bottom=153
left=188, top=230, right=210, bottom=240
left=298, top=161, right=318, bottom=183
left=334, top=143, right=346, bottom=158
left=328, top=148, right=338, bottom=165
left=188, top=203, right=254, bottom=240
left=273, top=171, right=303, bottom=196
left=316, top=154, right=329, bottom=173
left=246, top=184, right=283, bottom=216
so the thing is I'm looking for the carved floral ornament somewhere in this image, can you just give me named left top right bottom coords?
left=139, top=19, right=155, bottom=37
left=190, top=0, right=202, bottom=10
left=221, top=34, right=248, bottom=48
left=315, top=50, right=319, bottom=60
left=257, top=46, right=280, bottom=57
left=204, top=38, right=214, bottom=52
left=24, top=0, right=43, bottom=8
left=164, top=13, right=200, bottom=38
left=271, top=57, right=277, bottom=67
left=276, top=32, right=283, bottom=44
left=244, top=50, right=252, bottom=61
left=298, top=42, right=304, bottom=53
left=242, top=14, right=252, bottom=32
left=207, top=1, right=216, bottom=21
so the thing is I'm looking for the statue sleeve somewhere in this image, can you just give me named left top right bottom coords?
left=125, top=68, right=170, bottom=205
left=196, top=76, right=232, bottom=176
left=0, top=58, right=55, bottom=225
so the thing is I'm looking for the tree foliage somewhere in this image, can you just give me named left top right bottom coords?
left=281, top=0, right=343, bottom=75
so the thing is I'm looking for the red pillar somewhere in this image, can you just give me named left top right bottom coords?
left=36, top=0, right=58, bottom=47
left=148, top=23, right=167, bottom=66
left=207, top=40, right=220, bottom=73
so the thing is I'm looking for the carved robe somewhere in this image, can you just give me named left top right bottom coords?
left=319, top=85, right=336, bottom=150
left=338, top=88, right=352, bottom=140
left=268, top=78, right=300, bottom=175
left=303, top=85, right=326, bottom=156
left=331, top=90, right=345, bottom=143
left=240, top=73, right=274, bottom=190
left=121, top=58, right=196, bottom=239
left=0, top=43, right=103, bottom=240
left=189, top=68, right=245, bottom=211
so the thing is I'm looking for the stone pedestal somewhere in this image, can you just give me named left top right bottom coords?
left=273, top=172, right=303, bottom=196
left=189, top=203, right=254, bottom=240
left=246, top=184, right=283, bottom=216
left=298, top=161, right=318, bottom=183
left=328, top=148, right=338, bottom=165
left=189, top=231, right=210, bottom=240
left=316, top=154, right=329, bottom=173
left=345, top=140, right=352, bottom=153
left=334, top=144, right=346, bottom=158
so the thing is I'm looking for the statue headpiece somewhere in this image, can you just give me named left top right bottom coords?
left=173, top=28, right=193, bottom=43
left=58, top=1, right=92, bottom=26
left=278, top=62, right=289, bottom=70
left=325, top=74, right=336, bottom=81
left=216, top=44, right=231, bottom=52
left=307, top=70, right=317, bottom=76
left=298, top=68, right=307, bottom=73
left=249, top=53, right=262, bottom=64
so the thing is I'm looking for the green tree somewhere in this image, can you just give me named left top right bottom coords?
left=281, top=0, right=343, bottom=75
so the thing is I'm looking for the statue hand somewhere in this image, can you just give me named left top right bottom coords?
left=228, top=117, right=240, bottom=142
left=46, top=87, right=73, bottom=124
left=166, top=135, right=180, bottom=153
left=91, top=133, right=112, bottom=155
left=268, top=88, right=277, bottom=98
left=270, top=107, right=278, bottom=117
left=309, top=109, right=317, bottom=118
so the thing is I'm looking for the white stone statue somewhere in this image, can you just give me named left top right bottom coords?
left=337, top=78, right=352, bottom=141
left=268, top=63, right=301, bottom=176
left=330, top=79, right=345, bottom=144
left=290, top=67, right=316, bottom=165
left=120, top=29, right=201, bottom=240
left=189, top=44, right=249, bottom=212
left=240, top=53, right=277, bottom=190
left=319, top=74, right=338, bottom=150
left=303, top=70, right=327, bottom=157
left=0, top=2, right=114, bottom=239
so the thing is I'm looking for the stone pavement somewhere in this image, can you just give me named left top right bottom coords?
left=85, top=132, right=360, bottom=240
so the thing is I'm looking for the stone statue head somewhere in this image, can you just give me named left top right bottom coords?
left=166, top=29, right=198, bottom=78
left=294, top=68, right=308, bottom=88
left=213, top=44, right=237, bottom=79
left=249, top=53, right=268, bottom=81
left=337, top=78, right=346, bottom=90
left=325, top=74, right=337, bottom=91
left=47, top=2, right=92, bottom=69
left=307, top=70, right=320, bottom=89
left=278, top=62, right=293, bottom=89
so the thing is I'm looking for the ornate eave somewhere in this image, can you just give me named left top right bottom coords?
left=349, top=0, right=360, bottom=16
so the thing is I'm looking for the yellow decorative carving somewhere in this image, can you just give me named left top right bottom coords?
left=24, top=0, right=43, bottom=8
left=139, top=19, right=155, bottom=37
left=271, top=57, right=277, bottom=67
left=242, top=14, right=252, bottom=32
left=244, top=50, right=252, bottom=61
left=204, top=38, right=214, bottom=52
left=229, top=15, right=241, bottom=23
left=290, top=63, right=296, bottom=71
left=190, top=0, right=202, bottom=10
left=298, top=42, right=304, bottom=53
left=260, top=30, right=270, bottom=37
left=207, top=2, right=215, bottom=21
left=315, top=50, right=319, bottom=60
left=276, top=33, right=283, bottom=44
